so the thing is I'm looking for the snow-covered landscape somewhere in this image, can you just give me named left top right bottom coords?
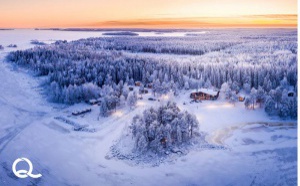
left=0, top=29, right=297, bottom=186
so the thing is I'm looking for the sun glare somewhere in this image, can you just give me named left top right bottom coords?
left=113, top=110, right=124, bottom=117
left=137, top=101, right=146, bottom=107
left=206, top=103, right=234, bottom=109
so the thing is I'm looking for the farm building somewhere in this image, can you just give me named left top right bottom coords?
left=190, top=88, right=219, bottom=100
left=72, top=108, right=92, bottom=116
left=135, top=81, right=141, bottom=86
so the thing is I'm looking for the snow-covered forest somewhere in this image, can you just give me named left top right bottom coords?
left=0, top=28, right=297, bottom=186
left=6, top=29, right=297, bottom=119
left=130, top=102, right=200, bottom=154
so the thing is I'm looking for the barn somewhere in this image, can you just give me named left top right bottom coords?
left=190, top=88, right=220, bottom=100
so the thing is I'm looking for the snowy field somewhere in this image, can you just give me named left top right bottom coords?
left=0, top=29, right=297, bottom=186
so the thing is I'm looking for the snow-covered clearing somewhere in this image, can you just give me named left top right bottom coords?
left=0, top=29, right=297, bottom=186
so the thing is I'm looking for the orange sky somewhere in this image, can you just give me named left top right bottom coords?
left=0, top=0, right=297, bottom=28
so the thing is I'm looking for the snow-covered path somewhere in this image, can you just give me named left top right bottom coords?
left=0, top=54, right=49, bottom=147
left=0, top=56, right=50, bottom=185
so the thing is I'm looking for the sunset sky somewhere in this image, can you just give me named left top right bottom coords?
left=0, top=0, right=297, bottom=28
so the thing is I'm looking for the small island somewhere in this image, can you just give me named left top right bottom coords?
left=30, top=40, right=46, bottom=45
left=185, top=32, right=206, bottom=36
left=7, top=44, right=17, bottom=48
left=102, top=31, right=139, bottom=36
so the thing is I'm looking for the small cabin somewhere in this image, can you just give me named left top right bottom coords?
left=135, top=81, right=141, bottom=87
left=160, top=137, right=167, bottom=148
left=147, top=83, right=153, bottom=89
left=88, top=98, right=101, bottom=105
left=148, top=97, right=156, bottom=101
left=238, top=96, right=245, bottom=102
left=72, top=108, right=92, bottom=116
left=190, top=89, right=219, bottom=101
left=139, top=89, right=149, bottom=94
left=288, top=91, right=295, bottom=97
left=237, top=94, right=245, bottom=102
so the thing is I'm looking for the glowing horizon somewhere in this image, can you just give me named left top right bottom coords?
left=0, top=0, right=297, bottom=28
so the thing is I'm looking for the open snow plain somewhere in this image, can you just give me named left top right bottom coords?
left=0, top=29, right=297, bottom=186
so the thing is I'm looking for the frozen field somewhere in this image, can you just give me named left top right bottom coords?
left=0, top=29, right=297, bottom=186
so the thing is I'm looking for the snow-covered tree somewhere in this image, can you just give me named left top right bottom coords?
left=184, top=81, right=190, bottom=90
left=127, top=91, right=138, bottom=109
left=129, top=102, right=201, bottom=154
left=280, top=76, right=289, bottom=89
left=99, top=98, right=109, bottom=117
left=119, top=95, right=126, bottom=106
left=243, top=83, right=251, bottom=94
left=220, top=82, right=231, bottom=99
left=264, top=96, right=276, bottom=116
left=244, top=97, right=251, bottom=109
left=229, top=93, right=238, bottom=105
left=106, top=95, right=119, bottom=112
left=256, top=86, right=266, bottom=108
left=249, top=88, right=257, bottom=109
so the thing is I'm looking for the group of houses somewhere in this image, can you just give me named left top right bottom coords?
left=73, top=81, right=151, bottom=116
left=134, top=81, right=153, bottom=89
left=132, top=81, right=151, bottom=94
left=189, top=88, right=245, bottom=102
left=190, top=88, right=220, bottom=101
left=135, top=81, right=247, bottom=102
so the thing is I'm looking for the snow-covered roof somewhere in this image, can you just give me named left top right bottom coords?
left=237, top=93, right=245, bottom=97
left=191, top=88, right=219, bottom=96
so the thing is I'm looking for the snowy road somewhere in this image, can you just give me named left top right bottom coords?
left=0, top=52, right=54, bottom=185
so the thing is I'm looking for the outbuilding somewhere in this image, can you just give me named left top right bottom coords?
left=135, top=81, right=141, bottom=86
left=190, top=88, right=219, bottom=101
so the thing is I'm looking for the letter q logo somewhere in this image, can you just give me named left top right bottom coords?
left=12, top=158, right=42, bottom=179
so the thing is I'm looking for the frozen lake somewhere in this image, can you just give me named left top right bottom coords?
left=0, top=29, right=106, bottom=51
left=0, top=29, right=206, bottom=52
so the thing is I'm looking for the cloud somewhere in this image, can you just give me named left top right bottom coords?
left=87, top=14, right=297, bottom=28
left=242, top=14, right=297, bottom=19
